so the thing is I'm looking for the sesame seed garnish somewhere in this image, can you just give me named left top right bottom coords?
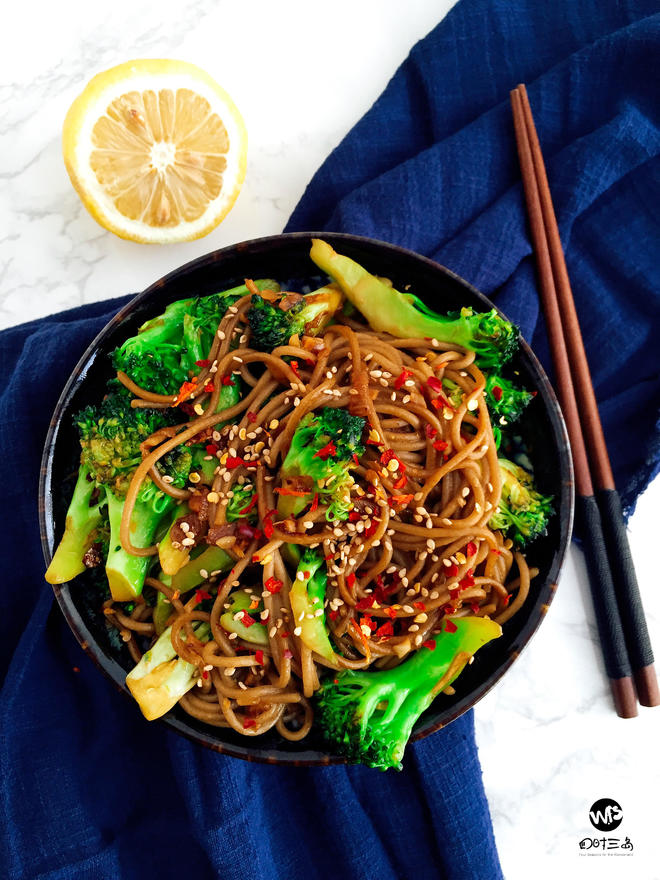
left=193, top=403, right=204, bottom=416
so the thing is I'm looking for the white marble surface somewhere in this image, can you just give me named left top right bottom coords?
left=2, top=2, right=658, bottom=877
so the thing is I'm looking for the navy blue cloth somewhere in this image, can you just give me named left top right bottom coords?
left=2, top=1, right=659, bottom=878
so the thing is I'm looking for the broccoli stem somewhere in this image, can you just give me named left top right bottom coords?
left=126, top=622, right=211, bottom=720
left=310, top=239, right=516, bottom=368
left=289, top=550, right=337, bottom=664
left=105, top=489, right=176, bottom=602
left=45, top=464, right=105, bottom=584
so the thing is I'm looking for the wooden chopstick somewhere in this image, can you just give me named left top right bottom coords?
left=510, top=86, right=638, bottom=718
left=515, top=84, right=659, bottom=709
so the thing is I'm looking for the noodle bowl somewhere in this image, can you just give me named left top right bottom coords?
left=41, top=233, right=572, bottom=763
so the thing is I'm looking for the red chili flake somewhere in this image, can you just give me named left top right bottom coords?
left=470, top=602, right=481, bottom=614
left=352, top=453, right=360, bottom=467
left=348, top=511, right=361, bottom=522
left=203, top=382, right=215, bottom=393
left=491, top=385, right=503, bottom=402
left=391, top=475, right=407, bottom=491
left=422, top=640, right=436, bottom=650
left=290, top=360, right=301, bottom=379
left=449, top=588, right=460, bottom=600
left=443, top=604, right=455, bottom=615
left=364, top=517, right=380, bottom=538
left=174, top=380, right=197, bottom=405
left=394, top=369, right=412, bottom=390
left=386, top=607, right=398, bottom=619
left=491, top=548, right=502, bottom=556
left=310, top=493, right=319, bottom=512
left=532, top=390, right=538, bottom=397
left=413, top=601, right=427, bottom=612
left=346, top=573, right=356, bottom=591
left=280, top=631, right=291, bottom=639
left=324, top=553, right=334, bottom=562
left=243, top=718, right=257, bottom=729
left=255, top=650, right=264, bottom=665
left=283, top=649, right=293, bottom=660
left=424, top=424, right=438, bottom=438
left=329, top=610, right=340, bottom=621
left=240, top=612, right=256, bottom=628
left=261, top=611, right=270, bottom=624
left=444, top=619, right=458, bottom=633
left=221, top=375, right=235, bottom=386
left=432, top=439, right=448, bottom=452
left=225, top=456, right=249, bottom=469
left=239, top=493, right=259, bottom=514
left=263, top=514, right=275, bottom=540
left=274, top=486, right=310, bottom=497
left=366, top=434, right=384, bottom=447
left=333, top=678, right=339, bottom=685
left=265, top=576, right=282, bottom=594
left=195, top=359, right=210, bottom=368
left=195, top=588, right=212, bottom=604
left=356, top=595, right=375, bottom=610
left=375, top=620, right=394, bottom=639
left=206, top=443, right=219, bottom=455
left=445, top=563, right=459, bottom=577
left=202, top=669, right=209, bottom=679
left=247, top=411, right=257, bottom=423
left=459, top=570, right=475, bottom=589
left=361, top=615, right=377, bottom=632
left=314, top=441, right=337, bottom=460
left=502, top=593, right=511, bottom=607
left=387, top=494, right=412, bottom=508
left=426, top=376, right=443, bottom=393
left=466, top=541, right=477, bottom=557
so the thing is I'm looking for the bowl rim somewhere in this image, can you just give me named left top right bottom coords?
left=39, top=230, right=574, bottom=766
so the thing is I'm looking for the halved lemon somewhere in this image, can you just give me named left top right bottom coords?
left=62, top=59, right=247, bottom=243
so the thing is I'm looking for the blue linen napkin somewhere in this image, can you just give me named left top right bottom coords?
left=2, top=1, right=659, bottom=878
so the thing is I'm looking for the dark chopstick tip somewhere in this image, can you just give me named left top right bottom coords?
left=610, top=676, right=638, bottom=718
left=634, top=664, right=660, bottom=708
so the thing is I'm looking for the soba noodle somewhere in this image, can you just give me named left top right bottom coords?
left=105, top=291, right=537, bottom=738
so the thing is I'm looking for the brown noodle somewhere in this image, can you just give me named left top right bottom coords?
left=107, top=292, right=538, bottom=739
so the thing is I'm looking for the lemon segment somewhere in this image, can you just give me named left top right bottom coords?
left=62, top=60, right=247, bottom=243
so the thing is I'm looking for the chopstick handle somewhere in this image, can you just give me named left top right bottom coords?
left=597, top=488, right=660, bottom=706
left=577, top=494, right=637, bottom=718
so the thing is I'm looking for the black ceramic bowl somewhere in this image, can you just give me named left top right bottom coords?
left=39, top=232, right=573, bottom=765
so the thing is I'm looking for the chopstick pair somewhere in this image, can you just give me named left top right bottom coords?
left=510, top=84, right=659, bottom=718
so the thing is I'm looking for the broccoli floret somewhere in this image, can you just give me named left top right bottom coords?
left=247, top=284, right=343, bottom=351
left=489, top=458, right=553, bottom=547
left=485, top=374, right=533, bottom=424
left=47, top=385, right=190, bottom=600
left=315, top=616, right=502, bottom=770
left=277, top=407, right=365, bottom=521
left=484, top=374, right=534, bottom=449
left=309, top=239, right=517, bottom=370
left=113, top=280, right=277, bottom=394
